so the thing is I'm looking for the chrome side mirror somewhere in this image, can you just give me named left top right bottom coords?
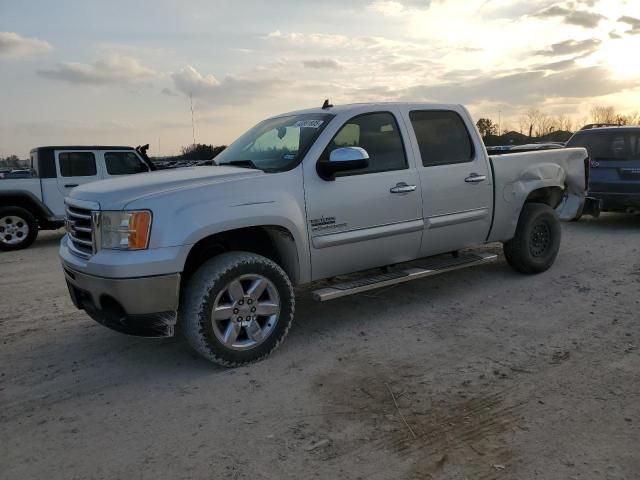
left=317, top=147, right=369, bottom=181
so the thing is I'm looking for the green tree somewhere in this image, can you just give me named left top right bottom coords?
left=179, top=144, right=227, bottom=160
left=3, top=155, right=20, bottom=168
left=476, top=118, right=497, bottom=138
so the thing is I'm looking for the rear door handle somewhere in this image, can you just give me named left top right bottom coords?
left=64, top=184, right=79, bottom=188
left=390, top=182, right=417, bottom=194
left=464, top=174, right=486, bottom=183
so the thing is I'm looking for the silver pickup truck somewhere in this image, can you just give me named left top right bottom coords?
left=60, top=102, right=593, bottom=366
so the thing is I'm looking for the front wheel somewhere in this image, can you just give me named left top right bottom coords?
left=503, top=203, right=561, bottom=274
left=180, top=252, right=295, bottom=367
left=0, top=207, right=38, bottom=251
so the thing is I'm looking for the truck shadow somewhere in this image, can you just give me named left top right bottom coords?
left=34, top=229, right=65, bottom=247
left=3, top=229, right=588, bottom=416
left=5, top=255, right=509, bottom=407
left=572, top=212, right=640, bottom=231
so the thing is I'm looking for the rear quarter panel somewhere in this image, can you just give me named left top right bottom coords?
left=488, top=147, right=587, bottom=242
left=0, top=178, right=43, bottom=199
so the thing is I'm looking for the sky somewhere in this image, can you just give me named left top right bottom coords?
left=1, top=0, right=639, bottom=157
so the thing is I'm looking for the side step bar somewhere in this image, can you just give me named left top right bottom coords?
left=312, top=253, right=498, bottom=302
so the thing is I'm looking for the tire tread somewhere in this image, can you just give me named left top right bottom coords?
left=181, top=252, right=295, bottom=367
left=503, top=202, right=561, bottom=274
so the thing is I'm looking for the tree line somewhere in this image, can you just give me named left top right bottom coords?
left=174, top=143, right=227, bottom=161
left=0, top=155, right=24, bottom=169
left=476, top=105, right=640, bottom=140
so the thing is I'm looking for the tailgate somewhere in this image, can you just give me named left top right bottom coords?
left=590, top=159, right=640, bottom=193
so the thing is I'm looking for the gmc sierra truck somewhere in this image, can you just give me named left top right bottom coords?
left=0, top=145, right=153, bottom=250
left=60, top=102, right=593, bottom=367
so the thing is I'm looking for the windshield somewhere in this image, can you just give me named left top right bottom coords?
left=215, top=113, right=334, bottom=172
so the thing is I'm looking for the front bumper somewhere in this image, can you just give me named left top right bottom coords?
left=63, top=265, right=180, bottom=337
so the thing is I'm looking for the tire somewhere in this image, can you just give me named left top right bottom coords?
left=180, top=252, right=295, bottom=367
left=503, top=202, right=561, bottom=274
left=0, top=206, right=38, bottom=251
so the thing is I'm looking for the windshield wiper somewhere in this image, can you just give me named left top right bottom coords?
left=219, top=160, right=262, bottom=170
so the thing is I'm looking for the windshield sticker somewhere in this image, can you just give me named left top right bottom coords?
left=293, top=120, right=324, bottom=129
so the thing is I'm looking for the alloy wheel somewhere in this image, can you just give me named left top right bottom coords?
left=0, top=215, right=30, bottom=246
left=211, top=274, right=281, bottom=350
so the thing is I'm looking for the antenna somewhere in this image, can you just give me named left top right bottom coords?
left=190, top=92, right=196, bottom=146
left=322, top=99, right=333, bottom=109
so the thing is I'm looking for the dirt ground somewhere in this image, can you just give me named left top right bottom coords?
left=1, top=214, right=639, bottom=480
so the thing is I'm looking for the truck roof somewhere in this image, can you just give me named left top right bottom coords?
left=30, top=145, right=135, bottom=153
left=275, top=102, right=465, bottom=117
left=574, top=126, right=640, bottom=134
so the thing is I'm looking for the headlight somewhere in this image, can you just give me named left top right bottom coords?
left=99, top=210, right=152, bottom=250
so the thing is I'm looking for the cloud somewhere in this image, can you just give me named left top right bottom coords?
left=535, top=38, right=601, bottom=56
left=396, top=66, right=638, bottom=105
left=37, top=54, right=157, bottom=85
left=368, top=0, right=432, bottom=16
left=534, top=58, right=577, bottom=71
left=0, top=32, right=52, bottom=59
left=618, top=15, right=640, bottom=34
left=170, top=65, right=280, bottom=104
left=170, top=66, right=220, bottom=96
left=534, top=5, right=605, bottom=28
left=160, top=87, right=178, bottom=96
left=267, top=30, right=359, bottom=49
left=266, top=30, right=417, bottom=53
left=302, top=59, right=342, bottom=70
left=369, top=0, right=409, bottom=16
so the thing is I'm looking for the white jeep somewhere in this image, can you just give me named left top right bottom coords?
left=0, top=145, right=152, bottom=250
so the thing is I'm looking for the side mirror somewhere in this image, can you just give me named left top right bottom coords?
left=317, top=147, right=369, bottom=181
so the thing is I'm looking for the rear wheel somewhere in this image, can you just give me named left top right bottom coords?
left=0, top=207, right=38, bottom=251
left=503, top=203, right=561, bottom=274
left=180, top=252, right=295, bottom=367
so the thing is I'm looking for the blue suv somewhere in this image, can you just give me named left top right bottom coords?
left=566, top=126, right=640, bottom=214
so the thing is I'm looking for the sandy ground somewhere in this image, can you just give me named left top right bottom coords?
left=1, top=215, right=639, bottom=480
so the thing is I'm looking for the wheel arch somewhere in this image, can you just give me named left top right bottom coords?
left=0, top=191, right=56, bottom=225
left=524, top=186, right=565, bottom=209
left=488, top=182, right=567, bottom=243
left=181, top=225, right=302, bottom=287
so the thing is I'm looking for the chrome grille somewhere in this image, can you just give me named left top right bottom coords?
left=65, top=205, right=94, bottom=257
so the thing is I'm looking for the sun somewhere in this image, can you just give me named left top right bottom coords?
left=601, top=36, right=640, bottom=79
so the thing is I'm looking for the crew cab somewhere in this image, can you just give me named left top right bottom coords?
left=0, top=145, right=152, bottom=250
left=60, top=102, right=591, bottom=367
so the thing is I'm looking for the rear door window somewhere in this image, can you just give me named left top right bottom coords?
left=104, top=152, right=149, bottom=175
left=58, top=152, right=97, bottom=177
left=409, top=110, right=474, bottom=167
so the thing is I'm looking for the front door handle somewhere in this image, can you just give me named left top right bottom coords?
left=64, top=184, right=79, bottom=188
left=464, top=174, right=486, bottom=184
left=390, top=182, right=417, bottom=194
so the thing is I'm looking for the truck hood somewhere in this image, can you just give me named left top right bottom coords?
left=68, top=166, right=265, bottom=208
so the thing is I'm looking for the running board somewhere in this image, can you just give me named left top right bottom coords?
left=312, top=253, right=498, bottom=302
